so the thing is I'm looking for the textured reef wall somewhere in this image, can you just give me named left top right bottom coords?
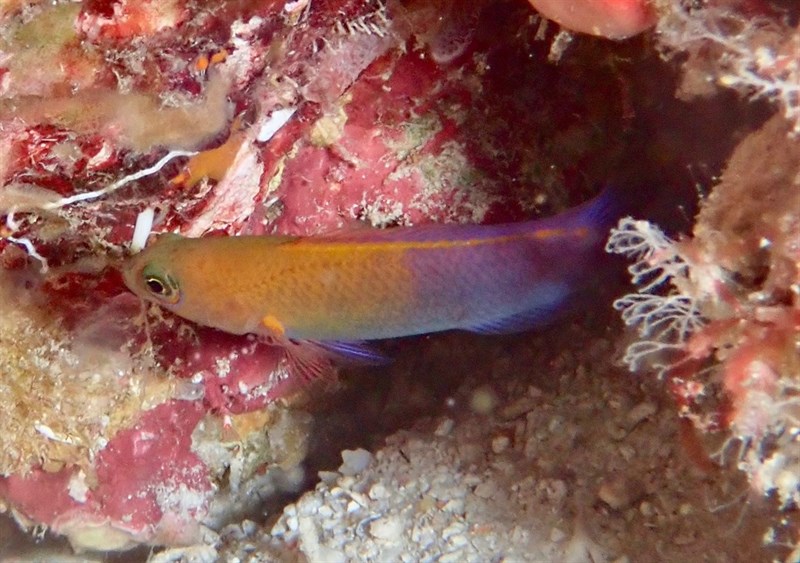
left=0, top=0, right=798, bottom=560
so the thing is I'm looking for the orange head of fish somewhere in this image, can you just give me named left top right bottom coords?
left=121, top=233, right=290, bottom=336
left=122, top=233, right=186, bottom=310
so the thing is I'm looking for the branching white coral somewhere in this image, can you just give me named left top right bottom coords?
left=606, top=218, right=705, bottom=377
left=610, top=214, right=800, bottom=517
left=606, top=218, right=689, bottom=292
left=613, top=293, right=703, bottom=343
left=657, top=1, right=800, bottom=133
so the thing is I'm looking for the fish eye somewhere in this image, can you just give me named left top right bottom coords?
left=141, top=268, right=180, bottom=304
left=145, top=276, right=168, bottom=295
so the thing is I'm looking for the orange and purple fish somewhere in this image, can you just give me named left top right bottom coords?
left=122, top=187, right=620, bottom=390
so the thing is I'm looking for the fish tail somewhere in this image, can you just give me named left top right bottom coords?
left=562, top=184, right=628, bottom=232
left=524, top=184, right=638, bottom=250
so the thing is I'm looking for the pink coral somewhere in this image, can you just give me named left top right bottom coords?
left=528, top=0, right=656, bottom=39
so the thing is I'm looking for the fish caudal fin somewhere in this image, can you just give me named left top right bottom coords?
left=557, top=184, right=626, bottom=233
left=266, top=337, right=388, bottom=400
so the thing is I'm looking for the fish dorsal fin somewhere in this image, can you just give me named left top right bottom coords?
left=315, top=220, right=526, bottom=246
left=303, top=185, right=623, bottom=248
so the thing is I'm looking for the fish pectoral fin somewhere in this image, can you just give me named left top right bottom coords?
left=266, top=337, right=339, bottom=399
left=266, top=338, right=388, bottom=400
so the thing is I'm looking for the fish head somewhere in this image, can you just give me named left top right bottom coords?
left=122, top=234, right=265, bottom=335
left=122, top=233, right=187, bottom=312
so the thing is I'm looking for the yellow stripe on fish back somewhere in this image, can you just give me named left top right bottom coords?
left=289, top=226, right=590, bottom=254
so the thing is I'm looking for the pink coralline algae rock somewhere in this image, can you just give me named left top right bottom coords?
left=0, top=0, right=642, bottom=552
left=0, top=402, right=210, bottom=550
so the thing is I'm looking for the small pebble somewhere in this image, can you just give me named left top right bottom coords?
left=339, top=448, right=373, bottom=476
left=618, top=444, right=636, bottom=461
left=369, top=483, right=389, bottom=500
left=537, top=479, right=567, bottom=504
left=550, top=527, right=567, bottom=542
left=435, top=418, right=455, bottom=436
left=442, top=521, right=466, bottom=538
left=597, top=477, right=639, bottom=510
left=241, top=520, right=258, bottom=536
left=311, top=547, right=346, bottom=563
left=470, top=385, right=499, bottom=414
left=547, top=416, right=564, bottom=433
left=442, top=497, right=465, bottom=513
left=606, top=421, right=628, bottom=441
left=491, top=435, right=510, bottom=454
left=418, top=495, right=437, bottom=512
left=499, top=396, right=539, bottom=420
left=318, top=471, right=339, bottom=485
left=369, top=515, right=405, bottom=541
left=626, top=402, right=657, bottom=429
left=349, top=491, right=369, bottom=507
left=439, top=549, right=466, bottom=563
left=673, top=532, right=696, bottom=546
left=474, top=481, right=498, bottom=499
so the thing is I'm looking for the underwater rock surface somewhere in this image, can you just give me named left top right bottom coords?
left=0, top=0, right=798, bottom=559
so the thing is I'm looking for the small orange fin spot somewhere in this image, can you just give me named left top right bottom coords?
left=195, top=55, right=210, bottom=72
left=262, top=314, right=286, bottom=337
left=195, top=50, right=227, bottom=73
left=170, top=116, right=246, bottom=189
left=210, top=50, right=228, bottom=65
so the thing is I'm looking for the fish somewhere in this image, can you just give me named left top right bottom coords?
left=122, top=187, right=622, bottom=393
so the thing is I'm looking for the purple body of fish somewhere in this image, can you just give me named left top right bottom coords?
left=123, top=187, right=621, bottom=381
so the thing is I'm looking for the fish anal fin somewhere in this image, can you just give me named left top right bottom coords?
left=466, top=301, right=566, bottom=335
